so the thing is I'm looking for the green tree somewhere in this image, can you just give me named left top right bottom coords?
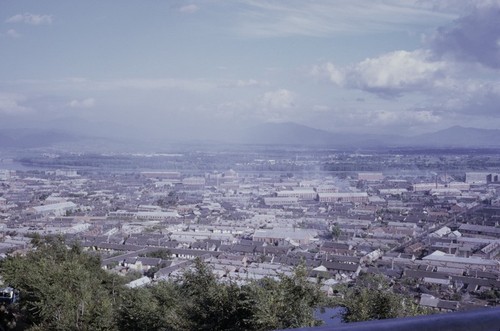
left=330, top=224, right=342, bottom=240
left=177, top=258, right=255, bottom=331
left=0, top=236, right=120, bottom=330
left=0, top=239, right=329, bottom=331
left=118, top=282, right=183, bottom=331
left=336, top=273, right=427, bottom=323
left=250, top=264, right=325, bottom=330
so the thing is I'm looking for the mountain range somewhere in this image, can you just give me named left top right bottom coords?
left=234, top=123, right=500, bottom=149
left=1, top=122, right=500, bottom=150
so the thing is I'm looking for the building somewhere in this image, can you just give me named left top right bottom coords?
left=55, top=169, right=78, bottom=177
left=487, top=173, right=500, bottom=183
left=318, top=192, right=369, bottom=203
left=358, top=172, right=384, bottom=181
left=316, top=185, right=338, bottom=193
left=379, top=188, right=408, bottom=195
left=182, top=177, right=206, bottom=187
left=29, top=201, right=77, bottom=216
left=448, top=182, right=470, bottom=191
left=413, top=183, right=442, bottom=192
left=136, top=211, right=180, bottom=220
left=141, top=171, right=181, bottom=179
left=253, top=228, right=318, bottom=246
left=276, top=189, right=317, bottom=201
left=0, top=170, right=14, bottom=180
left=264, top=197, right=298, bottom=206
left=465, top=172, right=491, bottom=184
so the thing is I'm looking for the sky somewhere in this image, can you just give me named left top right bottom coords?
left=1, top=0, right=500, bottom=141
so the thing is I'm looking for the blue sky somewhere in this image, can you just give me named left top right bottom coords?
left=1, top=0, right=500, bottom=141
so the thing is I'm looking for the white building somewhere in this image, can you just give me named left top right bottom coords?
left=182, top=177, right=206, bottom=187
left=358, top=172, right=384, bottom=182
left=253, top=228, right=318, bottom=245
left=276, top=189, right=317, bottom=200
left=379, top=188, right=408, bottom=195
left=465, top=172, right=491, bottom=184
left=318, top=192, right=369, bottom=203
left=55, top=169, right=78, bottom=177
left=29, top=201, right=77, bottom=216
left=264, top=197, right=298, bottom=206
left=136, top=211, right=180, bottom=220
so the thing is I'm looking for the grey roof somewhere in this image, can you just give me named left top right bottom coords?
left=436, top=300, right=459, bottom=310
left=322, top=261, right=360, bottom=272
left=405, top=270, right=449, bottom=280
left=136, top=257, right=162, bottom=266
left=155, top=260, right=193, bottom=277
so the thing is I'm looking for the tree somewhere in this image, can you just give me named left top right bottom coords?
left=0, top=240, right=329, bottom=331
left=336, top=273, right=427, bottom=323
left=331, top=224, right=342, bottom=240
left=176, top=258, right=255, bottom=331
left=0, top=303, right=20, bottom=330
left=118, top=282, right=183, bottom=331
left=0, top=236, right=120, bottom=330
left=250, top=264, right=325, bottom=330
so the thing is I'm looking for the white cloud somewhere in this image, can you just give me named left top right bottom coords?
left=369, top=109, right=441, bottom=126
left=234, top=79, right=259, bottom=87
left=417, top=0, right=500, bottom=13
left=215, top=101, right=252, bottom=120
left=308, top=0, right=500, bottom=128
left=68, top=98, right=95, bottom=109
left=18, top=78, right=216, bottom=93
left=98, top=78, right=214, bottom=92
left=0, top=93, right=30, bottom=114
left=179, top=4, right=199, bottom=14
left=313, top=50, right=449, bottom=97
left=311, top=63, right=344, bottom=85
left=255, top=89, right=297, bottom=122
left=349, top=50, right=448, bottom=96
left=431, top=79, right=500, bottom=116
left=6, top=13, right=53, bottom=25
left=219, top=79, right=268, bottom=88
left=214, top=89, right=298, bottom=122
left=310, top=107, right=442, bottom=134
left=236, top=0, right=455, bottom=37
left=6, top=29, right=20, bottom=38
left=312, top=105, right=330, bottom=113
left=261, top=89, right=295, bottom=109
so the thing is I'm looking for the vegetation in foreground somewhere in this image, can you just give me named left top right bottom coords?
left=0, top=237, right=429, bottom=330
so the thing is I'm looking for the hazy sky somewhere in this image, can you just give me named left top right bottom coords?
left=1, top=0, right=500, bottom=140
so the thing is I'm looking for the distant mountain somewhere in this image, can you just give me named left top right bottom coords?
left=236, top=123, right=500, bottom=149
left=0, top=129, right=80, bottom=149
left=2, top=123, right=500, bottom=150
left=236, top=122, right=401, bottom=148
left=408, top=126, right=500, bottom=148
left=238, top=122, right=334, bottom=145
left=0, top=128, right=167, bottom=152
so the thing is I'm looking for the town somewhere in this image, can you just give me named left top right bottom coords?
left=0, top=147, right=499, bottom=315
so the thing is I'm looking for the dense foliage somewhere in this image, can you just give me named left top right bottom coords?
left=0, top=237, right=325, bottom=331
left=0, top=236, right=123, bottom=330
left=333, top=273, right=430, bottom=323
left=0, top=237, right=432, bottom=330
